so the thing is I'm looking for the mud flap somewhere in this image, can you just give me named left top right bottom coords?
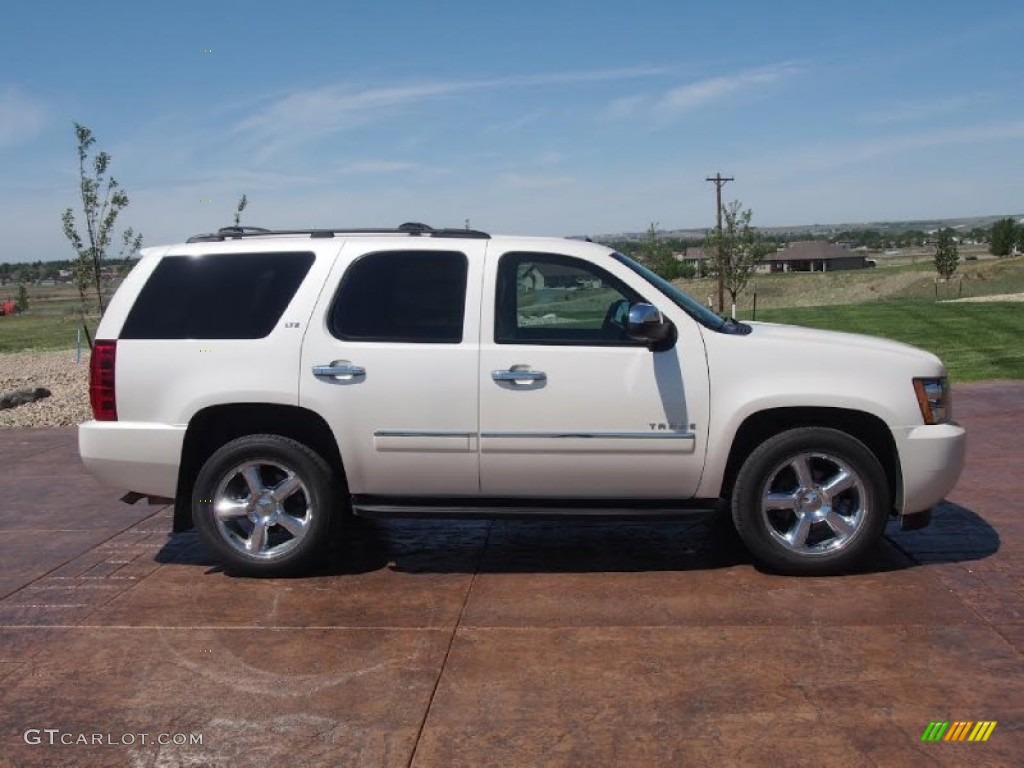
left=900, top=507, right=932, bottom=531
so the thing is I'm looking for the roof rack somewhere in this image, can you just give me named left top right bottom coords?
left=186, top=222, right=490, bottom=243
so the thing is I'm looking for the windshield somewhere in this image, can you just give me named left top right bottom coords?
left=611, top=251, right=727, bottom=331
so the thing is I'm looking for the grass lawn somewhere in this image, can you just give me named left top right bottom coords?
left=757, top=300, right=1024, bottom=382
left=674, top=255, right=1024, bottom=311
left=0, top=282, right=102, bottom=353
left=0, top=312, right=88, bottom=353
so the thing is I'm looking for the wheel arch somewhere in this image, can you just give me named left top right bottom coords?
left=174, top=403, right=345, bottom=531
left=718, top=407, right=901, bottom=513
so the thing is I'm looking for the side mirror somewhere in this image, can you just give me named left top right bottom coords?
left=625, top=303, right=676, bottom=351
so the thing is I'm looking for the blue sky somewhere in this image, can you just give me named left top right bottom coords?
left=1, top=0, right=1023, bottom=261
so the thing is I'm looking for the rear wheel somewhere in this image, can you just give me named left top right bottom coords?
left=731, top=427, right=889, bottom=575
left=193, top=434, right=339, bottom=576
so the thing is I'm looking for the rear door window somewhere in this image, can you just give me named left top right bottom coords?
left=329, top=250, right=468, bottom=343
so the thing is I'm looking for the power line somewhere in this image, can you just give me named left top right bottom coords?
left=706, top=173, right=733, bottom=312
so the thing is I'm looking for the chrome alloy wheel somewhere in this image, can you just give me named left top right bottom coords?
left=760, top=452, right=868, bottom=556
left=212, top=460, right=313, bottom=560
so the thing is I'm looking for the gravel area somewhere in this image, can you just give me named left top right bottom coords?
left=0, top=349, right=90, bottom=428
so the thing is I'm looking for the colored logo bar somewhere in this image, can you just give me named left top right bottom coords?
left=921, top=721, right=997, bottom=742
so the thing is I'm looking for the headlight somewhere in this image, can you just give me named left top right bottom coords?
left=913, top=377, right=951, bottom=424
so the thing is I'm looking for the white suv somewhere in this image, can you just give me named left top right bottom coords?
left=79, top=223, right=966, bottom=576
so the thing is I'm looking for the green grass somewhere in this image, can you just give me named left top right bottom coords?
left=757, top=300, right=1024, bottom=382
left=0, top=283, right=100, bottom=353
left=674, top=255, right=1024, bottom=311
left=0, top=312, right=86, bottom=353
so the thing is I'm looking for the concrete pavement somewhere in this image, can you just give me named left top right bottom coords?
left=1, top=382, right=1021, bottom=767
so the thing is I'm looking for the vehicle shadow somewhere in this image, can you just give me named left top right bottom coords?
left=341, top=511, right=755, bottom=575
left=884, top=500, right=1000, bottom=565
left=153, top=500, right=998, bottom=577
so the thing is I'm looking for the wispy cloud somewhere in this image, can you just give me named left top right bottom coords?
left=536, top=151, right=565, bottom=166
left=335, top=160, right=453, bottom=175
left=606, top=95, right=646, bottom=119
left=752, top=119, right=1024, bottom=179
left=131, top=169, right=326, bottom=195
left=502, top=67, right=666, bottom=87
left=859, top=94, right=987, bottom=125
left=656, top=62, right=802, bottom=115
left=841, top=119, right=1024, bottom=161
left=231, top=67, right=666, bottom=160
left=500, top=173, right=575, bottom=189
left=482, top=110, right=544, bottom=134
left=0, top=87, right=48, bottom=148
left=339, top=160, right=420, bottom=174
left=606, top=62, right=803, bottom=121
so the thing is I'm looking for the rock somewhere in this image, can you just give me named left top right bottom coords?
left=0, top=350, right=90, bottom=428
left=0, top=387, right=52, bottom=410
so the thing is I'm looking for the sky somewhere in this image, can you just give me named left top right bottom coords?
left=1, top=0, right=1023, bottom=262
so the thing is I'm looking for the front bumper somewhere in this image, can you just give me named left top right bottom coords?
left=79, top=421, right=186, bottom=498
left=892, top=422, right=967, bottom=516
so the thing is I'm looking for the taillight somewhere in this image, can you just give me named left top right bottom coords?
left=89, top=340, right=118, bottom=421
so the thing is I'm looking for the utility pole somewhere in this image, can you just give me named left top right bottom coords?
left=706, top=173, right=733, bottom=312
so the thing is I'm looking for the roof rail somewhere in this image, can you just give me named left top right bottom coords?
left=186, top=223, right=490, bottom=243
left=217, top=226, right=272, bottom=236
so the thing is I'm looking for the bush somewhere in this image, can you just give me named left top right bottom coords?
left=653, top=260, right=696, bottom=280
left=15, top=283, right=29, bottom=312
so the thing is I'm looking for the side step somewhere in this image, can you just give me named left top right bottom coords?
left=352, top=498, right=720, bottom=520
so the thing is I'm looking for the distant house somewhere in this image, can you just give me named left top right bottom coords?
left=674, top=247, right=710, bottom=277
left=517, top=263, right=601, bottom=291
left=673, top=240, right=866, bottom=275
left=760, top=241, right=866, bottom=273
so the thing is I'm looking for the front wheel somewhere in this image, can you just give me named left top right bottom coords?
left=731, top=427, right=890, bottom=575
left=193, top=434, right=339, bottom=577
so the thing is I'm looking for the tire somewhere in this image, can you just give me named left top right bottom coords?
left=730, top=427, right=890, bottom=576
left=192, top=434, right=340, bottom=577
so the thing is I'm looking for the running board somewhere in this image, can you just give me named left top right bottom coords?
left=352, top=498, right=720, bottom=519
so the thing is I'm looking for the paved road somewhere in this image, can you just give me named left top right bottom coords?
left=0, top=383, right=1021, bottom=767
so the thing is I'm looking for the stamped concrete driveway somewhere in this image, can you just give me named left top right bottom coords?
left=0, top=382, right=1021, bottom=767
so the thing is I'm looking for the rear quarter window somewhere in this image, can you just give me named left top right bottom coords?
left=120, top=252, right=314, bottom=339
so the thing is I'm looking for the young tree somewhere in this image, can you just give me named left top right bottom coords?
left=989, top=218, right=1019, bottom=257
left=934, top=228, right=960, bottom=279
left=233, top=194, right=248, bottom=226
left=637, top=223, right=695, bottom=280
left=703, top=201, right=768, bottom=311
left=15, top=283, right=29, bottom=313
left=61, top=123, right=143, bottom=334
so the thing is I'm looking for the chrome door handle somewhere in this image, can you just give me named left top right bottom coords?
left=313, top=364, right=366, bottom=379
left=492, top=369, right=546, bottom=382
